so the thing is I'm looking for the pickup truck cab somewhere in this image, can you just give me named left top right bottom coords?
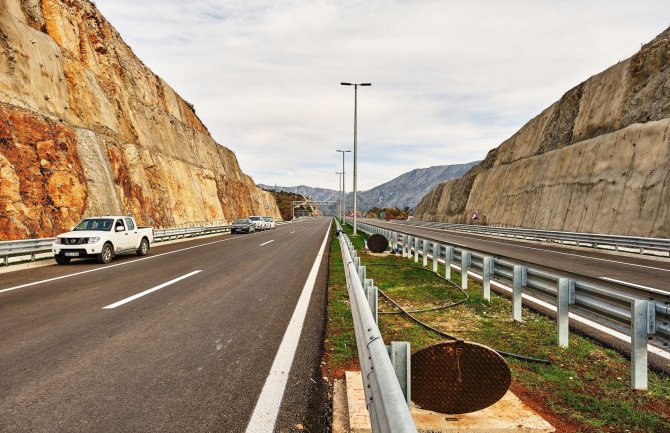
left=52, top=216, right=154, bottom=264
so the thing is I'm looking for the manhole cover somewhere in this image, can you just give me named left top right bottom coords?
left=367, top=234, right=389, bottom=253
left=411, top=340, right=511, bottom=414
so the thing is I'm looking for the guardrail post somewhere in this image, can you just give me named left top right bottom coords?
left=482, top=256, right=493, bottom=301
left=513, top=265, right=524, bottom=322
left=386, top=341, right=411, bottom=406
left=367, top=285, right=378, bottom=324
left=405, top=235, right=411, bottom=258
left=3, top=254, right=8, bottom=266
left=557, top=278, right=570, bottom=347
left=422, top=240, right=428, bottom=267
left=631, top=300, right=649, bottom=390
left=414, top=237, right=419, bottom=263
left=358, top=265, right=366, bottom=283
left=432, top=243, right=439, bottom=273
left=461, top=251, right=471, bottom=290
left=444, top=246, right=453, bottom=280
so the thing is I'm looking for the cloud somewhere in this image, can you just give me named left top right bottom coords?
left=96, top=0, right=670, bottom=190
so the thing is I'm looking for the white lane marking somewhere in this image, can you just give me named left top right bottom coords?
left=385, top=223, right=670, bottom=273
left=600, top=277, right=669, bottom=296
left=245, top=222, right=331, bottom=433
left=290, top=231, right=296, bottom=234
left=103, top=270, right=202, bottom=309
left=259, top=240, right=275, bottom=247
left=0, top=236, right=243, bottom=294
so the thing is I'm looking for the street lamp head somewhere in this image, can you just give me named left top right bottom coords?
left=360, top=83, right=372, bottom=86
left=340, top=82, right=352, bottom=86
left=336, top=149, right=351, bottom=153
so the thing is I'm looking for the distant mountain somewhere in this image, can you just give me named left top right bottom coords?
left=259, top=161, right=478, bottom=214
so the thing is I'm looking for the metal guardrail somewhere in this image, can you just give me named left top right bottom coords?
left=1, top=221, right=293, bottom=267
left=0, top=224, right=235, bottom=266
left=349, top=218, right=667, bottom=390
left=390, top=219, right=670, bottom=256
left=335, top=220, right=417, bottom=432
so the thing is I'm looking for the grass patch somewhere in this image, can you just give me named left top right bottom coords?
left=324, top=219, right=670, bottom=432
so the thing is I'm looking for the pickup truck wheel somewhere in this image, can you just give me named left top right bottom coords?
left=136, top=238, right=149, bottom=256
left=55, top=255, right=70, bottom=265
left=97, top=243, right=113, bottom=264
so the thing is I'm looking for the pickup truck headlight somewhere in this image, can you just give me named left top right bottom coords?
left=87, top=237, right=100, bottom=244
left=54, top=237, right=62, bottom=244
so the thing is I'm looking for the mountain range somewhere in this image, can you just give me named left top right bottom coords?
left=259, top=161, right=478, bottom=214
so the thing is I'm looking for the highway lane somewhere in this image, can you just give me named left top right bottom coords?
left=361, top=219, right=670, bottom=293
left=0, top=218, right=332, bottom=433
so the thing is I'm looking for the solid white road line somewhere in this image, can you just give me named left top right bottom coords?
left=0, top=236, right=243, bottom=295
left=600, top=277, right=669, bottom=296
left=289, top=231, right=296, bottom=234
left=245, top=222, right=331, bottom=433
left=102, top=270, right=202, bottom=309
left=259, top=240, right=275, bottom=246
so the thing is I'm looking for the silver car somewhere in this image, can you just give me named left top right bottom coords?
left=262, top=216, right=276, bottom=229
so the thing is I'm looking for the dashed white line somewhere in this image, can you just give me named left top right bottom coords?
left=289, top=231, right=296, bottom=234
left=0, top=236, right=241, bottom=294
left=259, top=240, right=275, bottom=246
left=245, top=223, right=331, bottom=433
left=102, top=270, right=202, bottom=309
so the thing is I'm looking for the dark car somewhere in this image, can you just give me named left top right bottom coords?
left=231, top=218, right=256, bottom=234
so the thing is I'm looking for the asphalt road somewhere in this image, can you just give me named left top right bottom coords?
left=0, top=218, right=332, bottom=433
left=359, top=219, right=670, bottom=294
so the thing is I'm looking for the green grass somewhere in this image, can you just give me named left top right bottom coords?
left=324, top=219, right=670, bottom=432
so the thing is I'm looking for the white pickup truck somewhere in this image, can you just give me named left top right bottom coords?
left=52, top=216, right=154, bottom=265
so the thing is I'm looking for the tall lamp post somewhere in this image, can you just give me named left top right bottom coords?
left=335, top=171, right=343, bottom=220
left=336, top=149, right=350, bottom=222
left=340, top=82, right=371, bottom=235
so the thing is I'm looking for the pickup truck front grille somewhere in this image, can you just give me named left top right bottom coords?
left=62, top=237, right=85, bottom=245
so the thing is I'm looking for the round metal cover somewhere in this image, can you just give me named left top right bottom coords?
left=411, top=340, right=511, bottom=414
left=367, top=234, right=389, bottom=253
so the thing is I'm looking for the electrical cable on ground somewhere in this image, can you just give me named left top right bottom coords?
left=365, top=260, right=551, bottom=365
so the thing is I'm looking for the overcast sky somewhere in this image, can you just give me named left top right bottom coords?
left=96, top=1, right=669, bottom=191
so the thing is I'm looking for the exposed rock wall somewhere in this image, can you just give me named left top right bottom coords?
left=415, top=27, right=670, bottom=237
left=0, top=0, right=280, bottom=239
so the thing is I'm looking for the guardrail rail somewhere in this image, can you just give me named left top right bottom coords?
left=389, top=219, right=670, bottom=256
left=335, top=220, right=417, bottom=432
left=347, top=218, right=668, bottom=390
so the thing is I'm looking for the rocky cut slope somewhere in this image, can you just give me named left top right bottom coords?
left=415, top=27, right=670, bottom=237
left=0, top=0, right=280, bottom=240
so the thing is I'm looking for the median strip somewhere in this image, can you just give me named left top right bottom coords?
left=102, top=270, right=202, bottom=309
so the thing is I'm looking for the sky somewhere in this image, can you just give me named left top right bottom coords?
left=96, top=1, right=670, bottom=191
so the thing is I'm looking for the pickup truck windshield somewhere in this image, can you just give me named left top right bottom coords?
left=73, top=218, right=114, bottom=231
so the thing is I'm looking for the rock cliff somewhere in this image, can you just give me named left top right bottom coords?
left=415, top=27, right=670, bottom=237
left=0, top=0, right=280, bottom=240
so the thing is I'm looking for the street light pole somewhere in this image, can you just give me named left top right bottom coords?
left=335, top=171, right=343, bottom=221
left=336, top=149, right=350, bottom=222
left=340, top=82, right=371, bottom=235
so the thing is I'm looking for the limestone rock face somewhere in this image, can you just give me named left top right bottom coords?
left=415, top=27, right=670, bottom=237
left=0, top=0, right=280, bottom=239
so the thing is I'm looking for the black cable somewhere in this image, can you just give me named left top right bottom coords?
left=366, top=262, right=551, bottom=364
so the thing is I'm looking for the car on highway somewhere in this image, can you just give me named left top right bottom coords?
left=231, top=218, right=256, bottom=234
left=262, top=216, right=276, bottom=229
left=52, top=216, right=154, bottom=265
left=249, top=215, right=265, bottom=231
